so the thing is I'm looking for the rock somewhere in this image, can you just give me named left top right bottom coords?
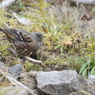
left=0, top=66, right=6, bottom=73
left=87, top=19, right=95, bottom=30
left=28, top=71, right=38, bottom=78
left=0, top=52, right=2, bottom=60
left=8, top=64, right=22, bottom=78
left=13, top=12, right=33, bottom=26
left=68, top=0, right=95, bottom=5
left=36, top=70, right=77, bottom=95
left=46, top=0, right=63, bottom=5
left=0, top=61, right=6, bottom=72
left=0, top=86, right=34, bottom=95
left=18, top=72, right=37, bottom=94
left=0, top=61, right=6, bottom=81
left=36, top=70, right=95, bottom=95
left=88, top=74, right=95, bottom=80
left=0, top=61, right=5, bottom=66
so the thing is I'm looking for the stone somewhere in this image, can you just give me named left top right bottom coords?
left=0, top=86, right=34, bottom=95
left=28, top=71, right=38, bottom=78
left=0, top=62, right=6, bottom=72
left=8, top=64, right=22, bottom=78
left=36, top=70, right=95, bottom=95
left=36, top=70, right=77, bottom=95
left=18, top=72, right=37, bottom=94
left=46, top=0, right=63, bottom=5
left=0, top=61, right=5, bottom=66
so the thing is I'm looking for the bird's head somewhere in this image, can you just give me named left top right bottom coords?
left=32, top=32, right=45, bottom=43
left=33, top=32, right=45, bottom=38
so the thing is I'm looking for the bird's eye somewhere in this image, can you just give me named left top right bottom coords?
left=37, top=34, right=40, bottom=37
left=37, top=34, right=42, bottom=37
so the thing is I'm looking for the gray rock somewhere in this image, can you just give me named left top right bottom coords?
left=8, top=64, right=22, bottom=78
left=28, top=71, right=38, bottom=78
left=36, top=70, right=95, bottom=95
left=0, top=61, right=5, bottom=72
left=0, top=61, right=6, bottom=82
left=18, top=72, right=38, bottom=95
left=0, top=86, right=34, bottom=95
left=0, top=61, right=5, bottom=66
left=18, top=72, right=37, bottom=90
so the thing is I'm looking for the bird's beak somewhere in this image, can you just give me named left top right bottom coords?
left=41, top=35, right=45, bottom=38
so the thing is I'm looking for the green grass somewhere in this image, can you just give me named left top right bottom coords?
left=0, top=1, right=95, bottom=73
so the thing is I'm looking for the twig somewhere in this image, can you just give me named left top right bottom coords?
left=0, top=70, right=29, bottom=89
left=68, top=0, right=95, bottom=5
left=25, top=56, right=42, bottom=63
left=0, top=70, right=34, bottom=94
left=25, top=56, right=45, bottom=67
left=13, top=12, right=32, bottom=25
left=0, top=0, right=15, bottom=8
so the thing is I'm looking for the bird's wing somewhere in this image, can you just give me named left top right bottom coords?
left=20, top=31, right=36, bottom=43
left=0, top=26, right=34, bottom=42
left=0, top=26, right=38, bottom=51
left=0, top=26, right=23, bottom=41
left=14, top=41, right=38, bottom=54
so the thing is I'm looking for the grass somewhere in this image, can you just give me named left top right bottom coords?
left=0, top=1, right=95, bottom=73
left=0, top=2, right=95, bottom=95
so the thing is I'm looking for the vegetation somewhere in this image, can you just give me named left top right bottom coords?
left=0, top=0, right=95, bottom=78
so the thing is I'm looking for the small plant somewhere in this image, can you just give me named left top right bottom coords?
left=79, top=57, right=95, bottom=78
left=0, top=40, right=11, bottom=57
left=24, top=61, right=43, bottom=71
left=0, top=8, right=8, bottom=25
left=79, top=31, right=95, bottom=78
left=24, top=61, right=33, bottom=72
left=90, top=6, right=95, bottom=17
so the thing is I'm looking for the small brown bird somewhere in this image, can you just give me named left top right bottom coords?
left=0, top=26, right=44, bottom=58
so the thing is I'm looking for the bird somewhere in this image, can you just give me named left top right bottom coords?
left=0, top=26, right=44, bottom=58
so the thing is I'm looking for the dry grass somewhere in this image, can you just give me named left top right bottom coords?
left=0, top=2, right=94, bottom=72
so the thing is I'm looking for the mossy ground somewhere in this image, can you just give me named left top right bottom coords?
left=0, top=2, right=95, bottom=72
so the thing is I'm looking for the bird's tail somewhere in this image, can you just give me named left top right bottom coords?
left=0, top=26, right=22, bottom=41
left=0, top=26, right=15, bottom=36
left=0, top=26, right=8, bottom=33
